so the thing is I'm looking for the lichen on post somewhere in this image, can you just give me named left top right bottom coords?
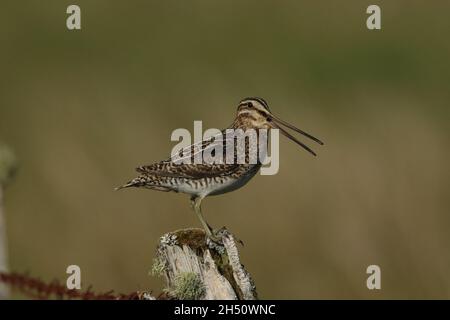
left=153, top=228, right=257, bottom=300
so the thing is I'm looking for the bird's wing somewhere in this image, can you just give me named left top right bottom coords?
left=135, top=130, right=243, bottom=179
left=136, top=161, right=241, bottom=179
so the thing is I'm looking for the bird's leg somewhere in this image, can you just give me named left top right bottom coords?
left=191, top=196, right=221, bottom=242
left=192, top=196, right=213, bottom=237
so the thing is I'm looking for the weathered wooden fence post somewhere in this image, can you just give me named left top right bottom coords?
left=153, top=228, right=257, bottom=300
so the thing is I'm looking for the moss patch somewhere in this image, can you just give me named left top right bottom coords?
left=171, top=228, right=206, bottom=251
left=167, top=272, right=205, bottom=300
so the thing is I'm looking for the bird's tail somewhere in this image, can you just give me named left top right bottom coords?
left=115, top=177, right=144, bottom=191
left=115, top=177, right=172, bottom=192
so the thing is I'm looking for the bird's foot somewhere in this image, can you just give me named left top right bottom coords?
left=206, top=229, right=223, bottom=243
left=204, top=227, right=245, bottom=253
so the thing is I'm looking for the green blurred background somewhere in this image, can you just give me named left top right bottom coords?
left=1, top=0, right=449, bottom=299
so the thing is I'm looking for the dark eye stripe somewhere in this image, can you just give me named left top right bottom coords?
left=239, top=97, right=269, bottom=110
left=238, top=104, right=269, bottom=119
left=252, top=97, right=268, bottom=109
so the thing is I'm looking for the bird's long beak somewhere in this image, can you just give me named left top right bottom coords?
left=268, top=113, right=324, bottom=156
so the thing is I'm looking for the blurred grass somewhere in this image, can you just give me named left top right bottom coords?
left=0, top=1, right=449, bottom=299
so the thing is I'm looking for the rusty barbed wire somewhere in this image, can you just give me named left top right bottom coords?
left=0, top=271, right=152, bottom=300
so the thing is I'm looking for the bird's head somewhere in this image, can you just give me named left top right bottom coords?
left=235, top=97, right=324, bottom=156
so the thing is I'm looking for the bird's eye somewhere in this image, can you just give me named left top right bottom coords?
left=247, top=102, right=253, bottom=107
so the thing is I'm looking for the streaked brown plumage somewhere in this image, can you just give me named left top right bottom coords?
left=117, top=97, right=323, bottom=241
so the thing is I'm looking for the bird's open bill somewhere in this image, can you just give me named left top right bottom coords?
left=269, top=114, right=324, bottom=156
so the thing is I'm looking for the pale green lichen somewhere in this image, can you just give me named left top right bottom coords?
left=150, top=257, right=166, bottom=277
left=160, top=233, right=178, bottom=246
left=167, top=272, right=205, bottom=300
left=0, top=144, right=17, bottom=186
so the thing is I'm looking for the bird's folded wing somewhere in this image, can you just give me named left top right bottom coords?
left=135, top=130, right=243, bottom=179
left=135, top=162, right=241, bottom=179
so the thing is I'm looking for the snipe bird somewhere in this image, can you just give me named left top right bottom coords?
left=117, top=97, right=323, bottom=241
